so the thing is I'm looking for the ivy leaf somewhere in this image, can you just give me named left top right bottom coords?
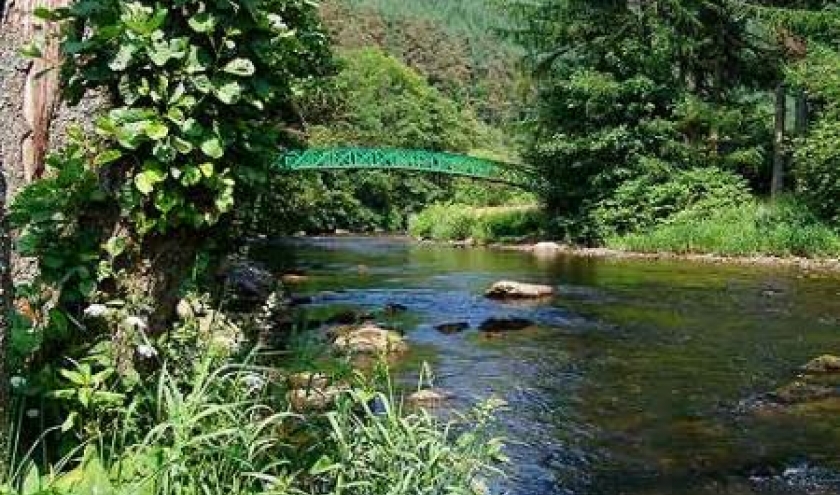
left=200, top=138, right=224, bottom=159
left=222, top=58, right=255, bottom=77
left=188, top=12, right=217, bottom=33
left=199, top=162, right=214, bottom=177
left=192, top=74, right=212, bottom=94
left=94, top=150, right=123, bottom=166
left=213, top=80, right=242, bottom=104
left=172, top=136, right=193, bottom=154
left=145, top=121, right=169, bottom=140
left=181, top=166, right=202, bottom=186
left=109, top=44, right=137, bottom=71
left=134, top=164, right=167, bottom=195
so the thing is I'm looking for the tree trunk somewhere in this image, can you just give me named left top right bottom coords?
left=771, top=84, right=787, bottom=200
left=0, top=148, right=12, bottom=481
left=1, top=0, right=70, bottom=195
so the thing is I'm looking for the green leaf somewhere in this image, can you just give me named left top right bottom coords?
left=192, top=74, right=212, bottom=94
left=145, top=121, right=169, bottom=140
left=181, top=166, right=202, bottom=186
left=172, top=136, right=193, bottom=154
left=134, top=165, right=167, bottom=195
left=222, top=58, right=255, bottom=77
left=213, top=79, right=242, bottom=104
left=188, top=12, right=217, bottom=33
left=199, top=162, right=214, bottom=177
left=110, top=44, right=137, bottom=71
left=94, top=149, right=123, bottom=166
left=200, top=138, right=224, bottom=159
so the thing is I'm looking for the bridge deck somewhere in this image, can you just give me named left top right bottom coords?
left=276, top=147, right=532, bottom=187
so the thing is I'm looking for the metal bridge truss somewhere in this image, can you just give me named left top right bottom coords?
left=276, top=147, right=532, bottom=187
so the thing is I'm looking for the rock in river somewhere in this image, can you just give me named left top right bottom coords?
left=407, top=388, right=453, bottom=408
left=479, top=317, right=536, bottom=333
left=485, top=280, right=554, bottom=300
left=333, top=324, right=408, bottom=355
left=436, top=322, right=470, bottom=334
left=801, top=355, right=840, bottom=374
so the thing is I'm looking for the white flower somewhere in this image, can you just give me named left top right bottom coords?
left=123, top=316, right=148, bottom=330
left=83, top=304, right=109, bottom=318
left=10, top=376, right=26, bottom=389
left=26, top=409, right=39, bottom=419
left=242, top=374, right=266, bottom=392
left=136, top=344, right=157, bottom=358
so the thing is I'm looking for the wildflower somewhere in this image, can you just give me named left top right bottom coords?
left=10, top=376, right=26, bottom=389
left=26, top=409, right=39, bottom=419
left=83, top=304, right=108, bottom=318
left=136, top=344, right=158, bottom=358
left=123, top=316, right=148, bottom=330
left=243, top=373, right=266, bottom=392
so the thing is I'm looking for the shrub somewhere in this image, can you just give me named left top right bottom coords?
left=409, top=204, right=544, bottom=242
left=592, top=167, right=753, bottom=238
left=609, top=197, right=840, bottom=258
left=794, top=119, right=840, bottom=223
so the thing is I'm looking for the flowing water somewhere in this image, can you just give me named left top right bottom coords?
left=252, top=236, right=840, bottom=495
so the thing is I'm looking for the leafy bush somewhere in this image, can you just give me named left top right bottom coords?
left=409, top=204, right=544, bottom=243
left=609, top=198, right=840, bottom=258
left=794, top=119, right=840, bottom=223
left=592, top=167, right=753, bottom=238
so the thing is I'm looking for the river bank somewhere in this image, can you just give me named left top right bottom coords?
left=488, top=241, right=840, bottom=274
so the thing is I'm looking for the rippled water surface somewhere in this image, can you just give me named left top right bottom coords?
left=252, top=237, right=840, bottom=495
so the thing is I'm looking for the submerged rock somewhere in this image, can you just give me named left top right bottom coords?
left=479, top=317, right=536, bottom=333
left=485, top=280, right=554, bottom=300
left=384, top=303, right=408, bottom=315
left=436, top=322, right=470, bottom=334
left=407, top=388, right=453, bottom=408
left=333, top=324, right=408, bottom=355
left=801, top=355, right=840, bottom=374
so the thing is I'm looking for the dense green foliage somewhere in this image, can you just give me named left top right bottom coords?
left=610, top=197, right=840, bottom=257
left=257, top=47, right=526, bottom=234
left=500, top=0, right=840, bottom=254
left=409, top=205, right=544, bottom=243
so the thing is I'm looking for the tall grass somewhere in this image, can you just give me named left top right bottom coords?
left=608, top=199, right=840, bottom=258
left=2, top=356, right=502, bottom=495
left=409, top=204, right=544, bottom=243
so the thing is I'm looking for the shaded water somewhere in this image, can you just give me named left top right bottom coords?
left=252, top=237, right=840, bottom=495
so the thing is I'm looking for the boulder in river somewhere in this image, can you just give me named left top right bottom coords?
left=485, top=280, right=554, bottom=300
left=407, top=388, right=453, bottom=408
left=436, top=322, right=470, bottom=334
left=281, top=274, right=309, bottom=284
left=801, top=355, right=840, bottom=374
left=333, top=324, right=408, bottom=355
left=479, top=317, right=536, bottom=333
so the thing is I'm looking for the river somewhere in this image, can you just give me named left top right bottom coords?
left=251, top=236, right=840, bottom=495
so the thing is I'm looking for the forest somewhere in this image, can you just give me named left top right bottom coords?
left=1, top=0, right=840, bottom=494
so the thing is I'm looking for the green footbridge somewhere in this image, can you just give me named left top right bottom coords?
left=276, top=147, right=534, bottom=187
